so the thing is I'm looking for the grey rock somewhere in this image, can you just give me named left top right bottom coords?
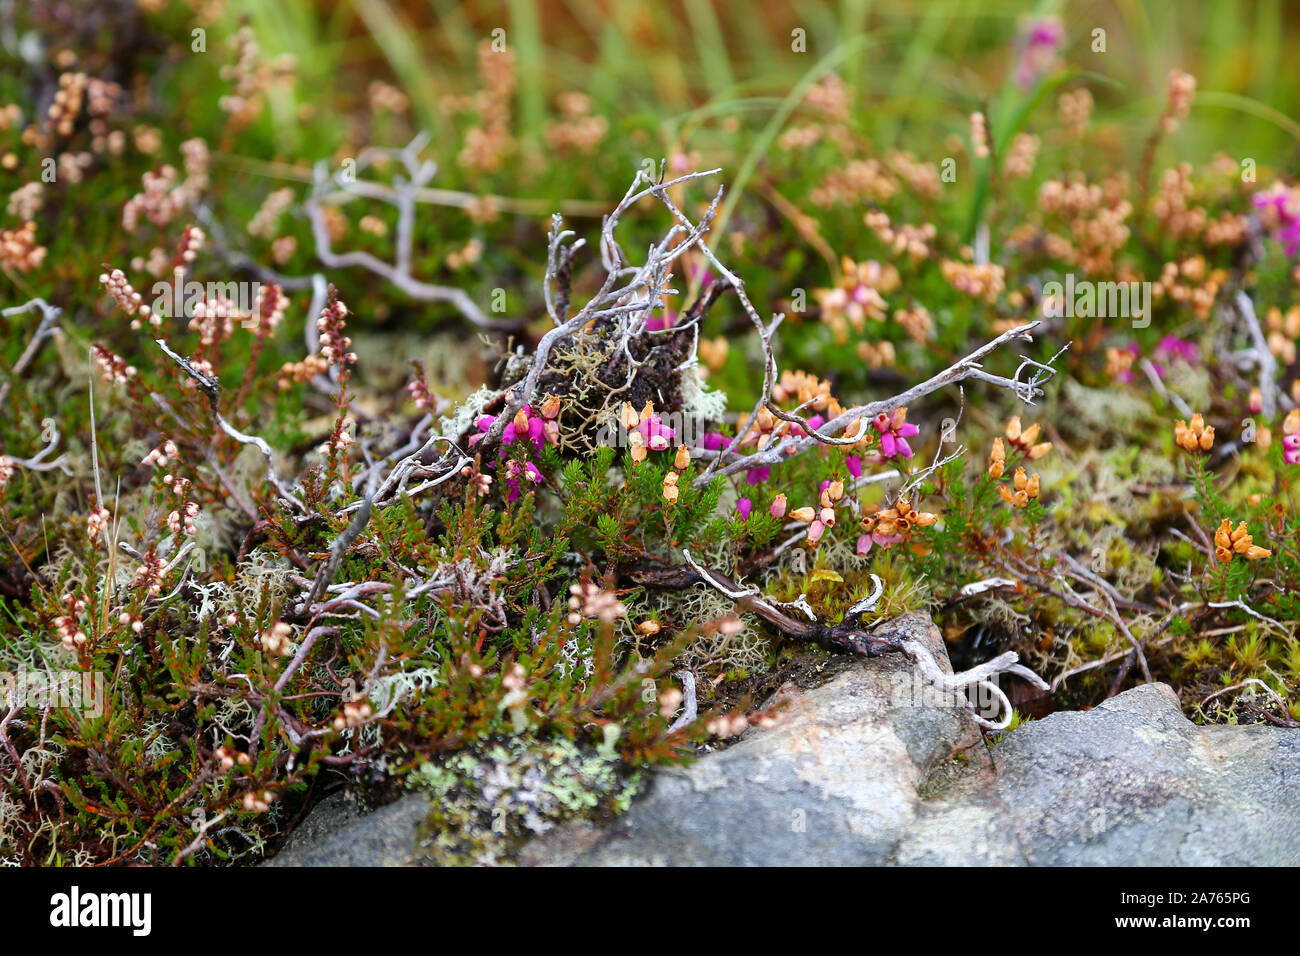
left=521, top=613, right=1300, bottom=866
left=265, top=791, right=433, bottom=867
left=266, top=612, right=1300, bottom=866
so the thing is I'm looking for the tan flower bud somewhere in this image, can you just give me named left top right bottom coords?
left=674, top=445, right=690, bottom=469
left=790, top=506, right=817, bottom=522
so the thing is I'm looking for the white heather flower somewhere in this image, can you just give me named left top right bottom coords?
left=258, top=621, right=294, bottom=656
left=87, top=507, right=110, bottom=541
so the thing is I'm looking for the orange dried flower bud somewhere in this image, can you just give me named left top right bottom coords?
left=790, top=506, right=817, bottom=523
left=674, top=445, right=690, bottom=470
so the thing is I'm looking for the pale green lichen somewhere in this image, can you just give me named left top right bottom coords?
left=410, top=735, right=640, bottom=866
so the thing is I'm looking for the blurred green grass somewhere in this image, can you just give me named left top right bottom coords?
left=229, top=0, right=1300, bottom=192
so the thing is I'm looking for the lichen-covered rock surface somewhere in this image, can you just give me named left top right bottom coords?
left=269, top=613, right=1300, bottom=866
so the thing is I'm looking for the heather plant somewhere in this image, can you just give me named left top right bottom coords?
left=2, top=2, right=1300, bottom=866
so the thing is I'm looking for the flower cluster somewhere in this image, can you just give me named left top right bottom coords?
left=0, top=220, right=46, bottom=273
left=1161, top=69, right=1196, bottom=135
left=259, top=621, right=294, bottom=656
left=997, top=466, right=1041, bottom=508
left=566, top=580, right=626, bottom=626
left=989, top=418, right=1050, bottom=507
left=1003, top=416, right=1052, bottom=459
left=54, top=593, right=88, bottom=652
left=469, top=396, right=562, bottom=501
left=1282, top=410, right=1300, bottom=465
left=858, top=496, right=938, bottom=554
left=333, top=700, right=373, bottom=731
left=1016, top=16, right=1064, bottom=89
left=1174, top=413, right=1215, bottom=453
left=872, top=407, right=920, bottom=459
left=787, top=478, right=846, bottom=546
left=941, top=258, right=1005, bottom=303
left=1214, top=520, right=1270, bottom=563
left=814, top=257, right=897, bottom=341
left=662, top=444, right=692, bottom=503
left=1252, top=181, right=1300, bottom=257
left=619, top=400, right=674, bottom=463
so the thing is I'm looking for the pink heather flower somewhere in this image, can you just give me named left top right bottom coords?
left=1016, top=16, right=1064, bottom=89
left=701, top=432, right=727, bottom=451
left=1115, top=342, right=1143, bottom=383
left=736, top=497, right=753, bottom=521
left=646, top=310, right=677, bottom=332
left=637, top=413, right=675, bottom=450
left=1254, top=187, right=1300, bottom=256
left=470, top=404, right=554, bottom=454
left=1155, top=336, right=1199, bottom=365
left=873, top=411, right=919, bottom=459
left=1284, top=433, right=1300, bottom=465
left=689, top=263, right=714, bottom=287
left=746, top=466, right=771, bottom=486
left=860, top=530, right=905, bottom=554
left=846, top=454, right=863, bottom=479
left=806, top=518, right=825, bottom=545
left=770, top=493, right=787, bottom=518
left=793, top=414, right=825, bottom=439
